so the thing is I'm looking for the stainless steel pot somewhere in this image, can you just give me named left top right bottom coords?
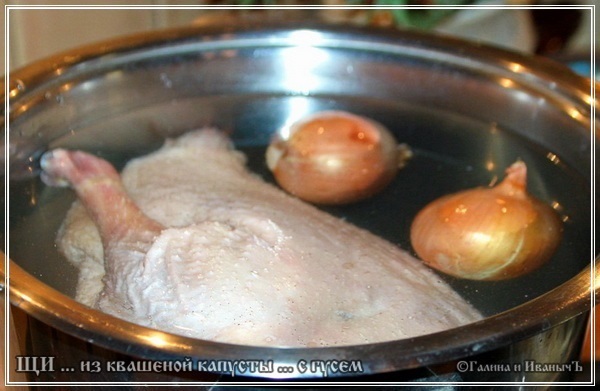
left=2, top=23, right=597, bottom=385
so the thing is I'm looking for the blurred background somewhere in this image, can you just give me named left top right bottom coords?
left=2, top=1, right=596, bottom=74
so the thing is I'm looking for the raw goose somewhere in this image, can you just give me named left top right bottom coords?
left=41, top=128, right=482, bottom=347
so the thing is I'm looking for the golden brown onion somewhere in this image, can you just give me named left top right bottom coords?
left=410, top=161, right=562, bottom=281
left=266, top=111, right=411, bottom=204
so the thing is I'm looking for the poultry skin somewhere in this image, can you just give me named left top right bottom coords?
left=41, top=128, right=482, bottom=347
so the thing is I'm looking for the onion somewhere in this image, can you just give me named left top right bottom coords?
left=266, top=111, right=411, bottom=204
left=410, top=161, right=562, bottom=281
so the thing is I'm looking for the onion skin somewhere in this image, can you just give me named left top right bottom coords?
left=266, top=111, right=408, bottom=205
left=410, top=161, right=562, bottom=281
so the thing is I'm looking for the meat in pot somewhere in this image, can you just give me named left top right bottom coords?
left=41, top=128, right=482, bottom=347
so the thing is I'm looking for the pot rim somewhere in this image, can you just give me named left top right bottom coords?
left=4, top=22, right=593, bottom=110
left=2, top=257, right=595, bottom=378
left=3, top=23, right=597, bottom=378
